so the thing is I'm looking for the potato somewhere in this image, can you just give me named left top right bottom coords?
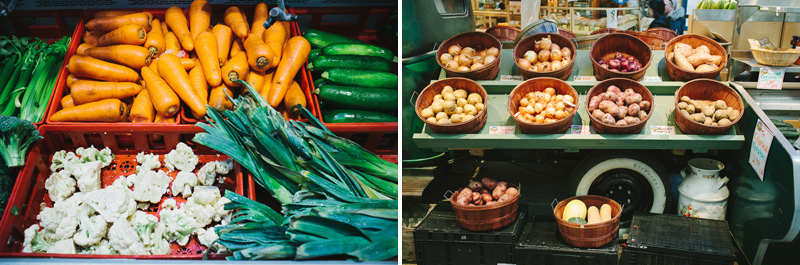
left=617, top=105, right=628, bottom=119
left=464, top=114, right=475, bottom=121
left=533, top=102, right=544, bottom=113
left=554, top=110, right=566, bottom=119
left=675, top=43, right=693, bottom=56
left=437, top=118, right=451, bottom=124
left=685, top=104, right=695, bottom=114
left=443, top=92, right=456, bottom=102
left=704, top=116, right=713, bottom=125
left=719, top=118, right=732, bottom=126
left=467, top=93, right=482, bottom=105
left=475, top=103, right=485, bottom=112
left=471, top=192, right=481, bottom=204
left=680, top=109, right=690, bottom=118
left=625, top=93, right=643, bottom=105
left=497, top=194, right=511, bottom=203
left=454, top=89, right=468, bottom=99
left=625, top=88, right=636, bottom=95
left=426, top=117, right=437, bottom=123
left=443, top=100, right=457, bottom=115
left=544, top=87, right=556, bottom=96
left=482, top=194, right=493, bottom=203
left=563, top=95, right=575, bottom=104
left=456, top=196, right=470, bottom=206
left=712, top=122, right=718, bottom=126
left=451, top=114, right=462, bottom=123
left=691, top=100, right=704, bottom=111
left=435, top=112, right=448, bottom=120
left=456, top=106, right=463, bottom=114
left=729, top=109, right=740, bottom=120
left=520, top=97, right=530, bottom=107
left=692, top=113, right=706, bottom=123
left=434, top=94, right=443, bottom=101
left=421, top=108, right=434, bottom=118
left=492, top=187, right=506, bottom=200
left=458, top=187, right=473, bottom=199
left=681, top=96, right=691, bottom=103
left=607, top=85, right=622, bottom=94
left=708, top=55, right=723, bottom=66
left=674, top=51, right=695, bottom=71
left=628, top=103, right=641, bottom=116
left=505, top=187, right=519, bottom=197
left=593, top=109, right=606, bottom=120
left=600, top=101, right=620, bottom=116
left=694, top=45, right=710, bottom=55
left=616, top=93, right=627, bottom=106
left=714, top=100, right=727, bottom=110
left=687, top=53, right=712, bottom=67
left=481, top=178, right=498, bottom=190
left=695, top=64, right=718, bottom=72
left=616, top=120, right=628, bottom=126
left=588, top=96, right=602, bottom=112
left=442, top=86, right=454, bottom=95
left=703, top=106, right=715, bottom=117
left=431, top=101, right=443, bottom=113
left=639, top=100, right=651, bottom=112
left=496, top=181, right=508, bottom=189
left=455, top=98, right=468, bottom=108
left=555, top=101, right=566, bottom=111
left=545, top=107, right=556, bottom=118
left=464, top=104, right=477, bottom=115
left=624, top=116, right=640, bottom=124
left=667, top=52, right=675, bottom=63
left=677, top=102, right=688, bottom=110
left=638, top=110, right=648, bottom=120
left=714, top=109, right=729, bottom=120
left=601, top=113, right=617, bottom=124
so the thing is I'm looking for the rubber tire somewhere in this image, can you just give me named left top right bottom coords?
left=568, top=150, right=674, bottom=216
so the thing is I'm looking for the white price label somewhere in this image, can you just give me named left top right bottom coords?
left=640, top=76, right=662, bottom=82
left=650, top=126, right=676, bottom=135
left=573, top=76, right=597, bottom=81
left=500, top=75, right=524, bottom=81
left=489, top=126, right=515, bottom=135
left=570, top=125, right=591, bottom=134
left=607, top=9, right=618, bottom=29
left=749, top=119, right=774, bottom=180
left=757, top=68, right=785, bottom=90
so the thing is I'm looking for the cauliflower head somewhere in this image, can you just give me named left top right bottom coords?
left=37, top=206, right=79, bottom=241
left=160, top=207, right=197, bottom=246
left=130, top=211, right=160, bottom=247
left=70, top=161, right=102, bottom=193
left=136, top=152, right=161, bottom=173
left=192, top=186, right=221, bottom=206
left=172, top=171, right=198, bottom=198
left=21, top=225, right=51, bottom=253
left=45, top=170, right=75, bottom=202
left=197, top=159, right=234, bottom=186
left=47, top=238, right=77, bottom=254
left=164, top=142, right=199, bottom=172
left=107, top=219, right=149, bottom=255
left=148, top=222, right=171, bottom=255
left=183, top=200, right=215, bottom=228
left=73, top=214, right=108, bottom=247
left=129, top=170, right=171, bottom=204
left=79, top=239, right=117, bottom=255
left=50, top=150, right=79, bottom=173
left=82, top=178, right=136, bottom=223
left=76, top=146, right=114, bottom=168
left=213, top=197, right=232, bottom=223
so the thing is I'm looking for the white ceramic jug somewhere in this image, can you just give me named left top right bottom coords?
left=677, top=158, right=730, bottom=220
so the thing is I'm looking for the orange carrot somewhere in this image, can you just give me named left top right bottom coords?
left=165, top=6, right=194, bottom=51
left=164, top=31, right=182, bottom=53
left=66, top=74, right=96, bottom=89
left=243, top=34, right=275, bottom=72
left=258, top=69, right=275, bottom=100
left=157, top=53, right=206, bottom=117
left=83, top=31, right=101, bottom=46
left=70, top=80, right=143, bottom=105
left=51, top=99, right=127, bottom=122
left=212, top=24, right=233, bottom=66
left=251, top=2, right=269, bottom=38
left=189, top=61, right=209, bottom=104
left=262, top=22, right=286, bottom=66
left=154, top=113, right=175, bottom=123
left=224, top=6, right=249, bottom=39
left=85, top=45, right=151, bottom=69
left=76, top=43, right=95, bottom=55
left=189, top=0, right=211, bottom=40
left=98, top=24, right=146, bottom=46
left=149, top=57, right=160, bottom=77
left=193, top=31, right=222, bottom=86
left=281, top=21, right=291, bottom=36
left=129, top=88, right=155, bottom=122
left=268, top=36, right=310, bottom=107
left=220, top=52, right=249, bottom=87
left=161, top=21, right=169, bottom=34
left=246, top=71, right=266, bottom=96
left=181, top=58, right=195, bottom=70
left=230, top=39, right=244, bottom=57
left=145, top=19, right=165, bottom=58
left=86, top=12, right=151, bottom=32
left=68, top=54, right=139, bottom=82
left=61, top=94, right=75, bottom=109
left=141, top=66, right=180, bottom=117
left=208, top=83, right=233, bottom=111
left=94, top=10, right=138, bottom=19
left=283, top=80, right=306, bottom=114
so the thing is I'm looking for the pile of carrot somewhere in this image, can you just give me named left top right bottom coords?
left=53, top=0, right=311, bottom=122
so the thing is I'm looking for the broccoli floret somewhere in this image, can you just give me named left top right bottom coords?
left=0, top=159, right=19, bottom=218
left=0, top=116, right=42, bottom=167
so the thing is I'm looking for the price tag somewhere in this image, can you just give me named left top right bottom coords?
left=607, top=9, right=618, bottom=29
left=757, top=68, right=785, bottom=90
left=749, top=119, right=774, bottom=180
left=500, top=75, right=523, bottom=81
left=640, top=76, right=662, bottom=82
left=570, top=125, right=591, bottom=134
left=573, top=76, right=597, bottom=81
left=650, top=126, right=675, bottom=135
left=489, top=126, right=515, bottom=135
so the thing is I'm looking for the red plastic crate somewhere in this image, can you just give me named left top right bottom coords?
left=0, top=124, right=244, bottom=259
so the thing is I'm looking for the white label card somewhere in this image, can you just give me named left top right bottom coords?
left=574, top=76, right=597, bottom=81
left=640, top=76, right=662, bottom=82
left=489, top=126, right=515, bottom=135
left=570, top=125, right=591, bottom=134
left=500, top=75, right=524, bottom=81
left=749, top=119, right=774, bottom=181
left=650, top=126, right=675, bottom=135
left=607, top=9, right=618, bottom=29
left=757, top=68, right=784, bottom=90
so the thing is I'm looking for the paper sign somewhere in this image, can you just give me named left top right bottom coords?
left=500, top=75, right=524, bottom=81
left=489, top=126, right=515, bottom=135
left=650, top=126, right=675, bottom=135
left=570, top=125, right=591, bottom=134
left=607, top=9, right=618, bottom=29
left=640, top=76, right=662, bottom=82
left=749, top=119, right=774, bottom=180
left=757, top=68, right=785, bottom=90
left=574, top=76, right=597, bottom=81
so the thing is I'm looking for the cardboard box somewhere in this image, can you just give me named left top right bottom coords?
left=690, top=9, right=736, bottom=46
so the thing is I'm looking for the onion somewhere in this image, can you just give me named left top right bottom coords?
left=519, top=58, right=531, bottom=69
left=470, top=63, right=485, bottom=70
left=539, top=62, right=551, bottom=72
left=457, top=65, right=470, bottom=72
left=621, top=68, right=628, bottom=73
left=627, top=56, right=636, bottom=62
left=479, top=50, right=487, bottom=57
left=608, top=59, right=621, bottom=70
left=550, top=49, right=562, bottom=61
left=440, top=53, right=453, bottom=64
left=445, top=60, right=460, bottom=70
left=615, top=52, right=624, bottom=60
left=472, top=56, right=484, bottom=65
left=561, top=47, right=572, bottom=59
left=538, top=50, right=551, bottom=63
left=448, top=45, right=461, bottom=57
left=627, top=62, right=639, bottom=72
left=539, top=36, right=552, bottom=51
left=598, top=59, right=606, bottom=65
left=524, top=50, right=537, bottom=63
left=562, top=57, right=570, bottom=65
left=461, top=47, right=476, bottom=57
left=484, top=55, right=497, bottom=65
left=550, top=43, right=560, bottom=52
left=620, top=59, right=629, bottom=70
left=457, top=54, right=472, bottom=66
left=600, top=64, right=608, bottom=69
left=551, top=60, right=562, bottom=71
left=486, top=47, right=500, bottom=57
left=534, top=40, right=541, bottom=53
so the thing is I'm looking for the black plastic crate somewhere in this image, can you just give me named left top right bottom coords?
left=414, top=202, right=527, bottom=265
left=516, top=218, right=619, bottom=265
left=620, top=213, right=735, bottom=265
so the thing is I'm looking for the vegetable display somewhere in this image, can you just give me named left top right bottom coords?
left=588, top=85, right=651, bottom=126
left=515, top=87, right=575, bottom=124
left=598, top=52, right=643, bottom=73
left=696, top=0, right=737, bottom=9
left=561, top=198, right=612, bottom=224
left=677, top=96, right=739, bottom=126
left=419, top=85, right=484, bottom=125
left=0, top=115, right=42, bottom=167
left=453, top=178, right=519, bottom=206
left=440, top=44, right=499, bottom=72
left=772, top=119, right=800, bottom=140
left=668, top=43, right=724, bottom=72
left=518, top=35, right=572, bottom=72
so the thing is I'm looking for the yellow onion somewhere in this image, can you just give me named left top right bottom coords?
left=550, top=43, right=560, bottom=52
left=561, top=47, right=572, bottom=59
left=550, top=49, right=562, bottom=61
left=448, top=45, right=462, bottom=57
left=538, top=50, right=551, bottom=63
left=461, top=47, right=476, bottom=57
left=457, top=65, right=470, bottom=72
left=440, top=53, right=453, bottom=63
left=486, top=47, right=500, bottom=57
left=551, top=60, right=562, bottom=70
left=457, top=54, right=472, bottom=66
left=519, top=58, right=531, bottom=69
left=484, top=55, right=497, bottom=65
left=539, top=36, right=552, bottom=51
left=539, top=61, right=551, bottom=72
left=470, top=63, right=485, bottom=70
left=445, top=60, right=460, bottom=70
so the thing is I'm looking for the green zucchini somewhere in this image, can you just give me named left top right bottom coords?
left=308, top=55, right=392, bottom=72
left=303, top=29, right=363, bottom=49
left=782, top=131, right=800, bottom=139
left=315, top=84, right=397, bottom=112
left=321, top=69, right=397, bottom=89
left=322, top=43, right=397, bottom=62
left=309, top=49, right=322, bottom=61
left=323, top=110, right=397, bottom=123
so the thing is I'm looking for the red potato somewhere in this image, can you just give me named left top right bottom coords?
left=482, top=193, right=493, bottom=203
left=486, top=201, right=497, bottom=206
left=617, top=105, right=627, bottom=120
left=607, top=85, right=621, bottom=94
left=492, top=186, right=506, bottom=200
left=505, top=187, right=519, bottom=197
left=469, top=180, right=483, bottom=191
left=498, top=194, right=511, bottom=203
left=496, top=181, right=508, bottom=190
left=616, top=93, right=627, bottom=106
left=481, top=178, right=498, bottom=190
left=588, top=96, right=601, bottom=112
left=456, top=196, right=470, bottom=206
left=479, top=189, right=490, bottom=195
left=472, top=192, right=482, bottom=205
left=640, top=100, right=651, bottom=111
left=458, top=187, right=473, bottom=199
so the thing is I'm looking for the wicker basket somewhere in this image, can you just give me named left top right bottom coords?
left=437, top=32, right=502, bottom=80
left=586, top=78, right=654, bottom=134
left=508, top=78, right=578, bottom=134
left=751, top=47, right=800, bottom=67
left=635, top=31, right=668, bottom=50
left=513, top=33, right=576, bottom=80
left=665, top=34, right=728, bottom=81
left=590, top=33, right=652, bottom=81
left=674, top=79, right=743, bottom=135
left=554, top=195, right=622, bottom=248
left=645, top=27, right=678, bottom=42
left=572, top=34, right=606, bottom=50
left=450, top=187, right=520, bottom=231
left=590, top=28, right=625, bottom=35
left=415, top=78, right=489, bottom=134
left=486, top=25, right=521, bottom=42
left=558, top=28, right=576, bottom=39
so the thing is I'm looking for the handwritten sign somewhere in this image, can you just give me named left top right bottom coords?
left=574, top=76, right=597, bottom=81
left=489, top=126, right=515, bottom=135
left=640, top=76, right=662, bottom=82
left=607, top=9, right=618, bottom=29
left=757, top=68, right=784, bottom=90
left=570, top=125, right=591, bottom=134
left=749, top=119, right=774, bottom=180
left=650, top=126, right=675, bottom=135
left=500, top=75, right=523, bottom=81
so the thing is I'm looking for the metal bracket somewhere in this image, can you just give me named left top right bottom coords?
left=263, top=0, right=298, bottom=29
left=0, top=0, right=18, bottom=16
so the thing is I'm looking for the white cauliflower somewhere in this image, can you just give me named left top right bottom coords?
left=37, top=206, right=79, bottom=241
left=164, top=142, right=199, bottom=172
left=73, top=214, right=108, bottom=247
left=21, top=225, right=51, bottom=253
left=44, top=170, right=75, bottom=202
left=192, top=186, right=221, bottom=205
left=128, top=170, right=171, bottom=203
left=82, top=178, right=136, bottom=223
left=160, top=207, right=197, bottom=246
left=50, top=150, right=79, bottom=173
left=197, top=158, right=234, bottom=185
left=215, top=158, right=233, bottom=175
left=47, top=238, right=77, bottom=254
left=136, top=152, right=161, bottom=173
left=69, top=161, right=102, bottom=193
left=80, top=239, right=116, bottom=255
left=162, top=198, right=178, bottom=210
left=183, top=200, right=215, bottom=228
left=107, top=219, right=148, bottom=255
left=213, top=197, right=232, bottom=223
left=130, top=211, right=159, bottom=247
left=196, top=227, right=218, bottom=248
left=149, top=222, right=171, bottom=255
left=172, top=171, right=198, bottom=198
left=76, top=146, right=114, bottom=167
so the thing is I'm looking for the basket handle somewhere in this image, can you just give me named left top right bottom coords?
left=443, top=190, right=455, bottom=200
left=551, top=198, right=559, bottom=211
left=410, top=91, right=419, bottom=106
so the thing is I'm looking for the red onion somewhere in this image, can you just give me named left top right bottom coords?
left=598, top=59, right=606, bottom=65
left=621, top=68, right=628, bottom=72
left=615, top=52, right=624, bottom=60
left=628, top=62, right=639, bottom=72
left=600, top=64, right=609, bottom=69
left=627, top=56, right=636, bottom=62
left=620, top=59, right=629, bottom=70
left=608, top=59, right=621, bottom=70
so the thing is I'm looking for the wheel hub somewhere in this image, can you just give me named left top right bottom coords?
left=588, top=169, right=654, bottom=226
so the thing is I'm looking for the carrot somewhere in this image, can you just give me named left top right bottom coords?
left=141, top=66, right=180, bottom=117
left=212, top=24, right=233, bottom=66
left=193, top=31, right=222, bottom=86
left=164, top=31, right=182, bottom=53
left=76, top=43, right=95, bottom=55
left=154, top=113, right=174, bottom=123
left=251, top=2, right=269, bottom=38
left=98, top=24, right=146, bottom=46
left=149, top=57, right=160, bottom=78
left=281, top=21, right=291, bottom=35
left=158, top=53, right=206, bottom=117
left=224, top=7, right=249, bottom=39
left=61, top=94, right=75, bottom=109
left=220, top=52, right=249, bottom=87
left=70, top=80, right=143, bottom=105
left=283, top=81, right=306, bottom=114
left=208, top=84, right=233, bottom=111
left=161, top=21, right=170, bottom=34
left=145, top=19, right=165, bottom=58
left=51, top=98, right=127, bottom=122
left=245, top=71, right=266, bottom=95
left=66, top=74, right=96, bottom=89
left=268, top=36, right=310, bottom=107
left=166, top=6, right=194, bottom=51
left=68, top=54, right=139, bottom=82
left=230, top=39, right=244, bottom=57
left=85, top=45, right=151, bottom=69
left=94, top=10, right=138, bottom=19
left=181, top=58, right=195, bottom=70
left=189, top=61, right=209, bottom=104
left=258, top=69, right=275, bottom=100
left=189, top=0, right=211, bottom=40
left=129, top=88, right=155, bottom=122
left=83, top=31, right=101, bottom=46
left=243, top=34, right=275, bottom=72
left=86, top=12, right=151, bottom=32
left=262, top=22, right=286, bottom=66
